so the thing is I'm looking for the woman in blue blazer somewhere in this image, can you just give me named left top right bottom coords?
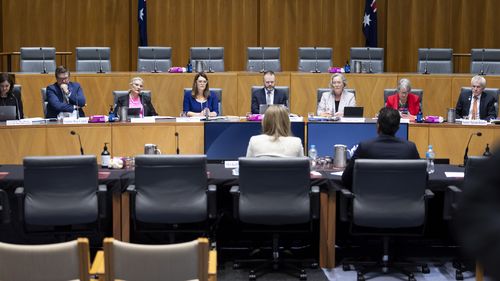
left=183, top=72, right=219, bottom=117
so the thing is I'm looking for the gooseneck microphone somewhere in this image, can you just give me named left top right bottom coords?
left=151, top=48, right=159, bottom=73
left=311, top=46, right=321, bottom=73
left=40, top=47, right=48, bottom=74
left=70, top=130, right=85, bottom=155
left=479, top=48, right=485, bottom=76
left=463, top=131, right=482, bottom=167
left=175, top=132, right=180, bottom=154
left=97, top=48, right=105, bottom=73
left=423, top=48, right=429, bottom=74
left=367, top=47, right=373, bottom=73
left=207, top=47, right=214, bottom=73
left=260, top=47, right=266, bottom=73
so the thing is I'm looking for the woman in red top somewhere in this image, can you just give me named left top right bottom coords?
left=386, top=78, right=421, bottom=117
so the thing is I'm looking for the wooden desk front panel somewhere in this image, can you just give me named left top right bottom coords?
left=46, top=124, right=111, bottom=158
left=0, top=126, right=46, bottom=164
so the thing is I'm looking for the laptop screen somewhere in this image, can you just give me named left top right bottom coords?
left=0, top=106, right=17, bottom=121
left=127, top=107, right=141, bottom=118
left=344, top=106, right=364, bottom=117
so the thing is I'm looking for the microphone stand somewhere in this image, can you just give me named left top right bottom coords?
left=71, top=131, right=85, bottom=155
left=367, top=47, right=373, bottom=73
left=207, top=47, right=214, bottom=73
left=97, top=48, right=105, bottom=73
left=175, top=132, right=180, bottom=154
left=462, top=132, right=482, bottom=167
left=311, top=46, right=321, bottom=73
left=479, top=48, right=485, bottom=76
left=40, top=47, right=48, bottom=74
left=423, top=48, right=429, bottom=74
left=260, top=47, right=266, bottom=73
left=151, top=48, right=159, bottom=73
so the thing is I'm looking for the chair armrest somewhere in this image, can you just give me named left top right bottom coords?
left=0, top=190, right=10, bottom=224
left=424, top=189, right=434, bottom=199
left=207, top=184, right=217, bottom=219
left=310, top=186, right=320, bottom=220
left=89, top=250, right=105, bottom=280
left=230, top=186, right=240, bottom=220
left=126, top=185, right=136, bottom=193
left=339, top=188, right=354, bottom=222
left=97, top=185, right=107, bottom=219
left=208, top=249, right=217, bottom=281
left=14, top=187, right=25, bottom=222
left=443, top=185, right=462, bottom=220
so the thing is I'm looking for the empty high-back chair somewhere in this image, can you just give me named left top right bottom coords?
left=350, top=47, right=384, bottom=73
left=190, top=47, right=225, bottom=72
left=298, top=47, right=332, bottom=73
left=76, top=47, right=111, bottom=73
left=20, top=47, right=56, bottom=73
left=247, top=47, right=281, bottom=72
left=417, top=48, right=453, bottom=74
left=470, top=48, right=500, bottom=75
left=137, top=47, right=172, bottom=72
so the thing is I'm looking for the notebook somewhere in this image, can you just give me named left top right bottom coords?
left=343, top=106, right=364, bottom=117
left=0, top=106, right=17, bottom=121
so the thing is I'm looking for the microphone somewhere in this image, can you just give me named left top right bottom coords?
left=151, top=48, right=159, bottom=73
left=479, top=48, right=485, bottom=76
left=207, top=47, right=214, bottom=73
left=97, top=48, right=105, bottom=73
left=40, top=47, right=48, bottom=74
left=311, top=47, right=321, bottom=73
left=423, top=48, right=429, bottom=74
left=463, top=131, right=482, bottom=167
left=260, top=47, right=266, bottom=73
left=367, top=47, right=373, bottom=73
left=70, top=130, right=85, bottom=155
left=175, top=132, right=180, bottom=154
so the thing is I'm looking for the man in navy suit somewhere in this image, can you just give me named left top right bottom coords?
left=251, top=70, right=288, bottom=114
left=46, top=66, right=86, bottom=118
left=342, top=107, right=420, bottom=189
left=455, top=75, right=497, bottom=121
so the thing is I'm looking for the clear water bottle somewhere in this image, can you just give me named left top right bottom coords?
left=426, top=145, right=435, bottom=174
left=309, top=144, right=318, bottom=168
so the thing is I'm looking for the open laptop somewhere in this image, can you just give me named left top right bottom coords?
left=0, top=106, right=17, bottom=121
left=343, top=106, right=364, bottom=117
left=127, top=107, right=141, bottom=119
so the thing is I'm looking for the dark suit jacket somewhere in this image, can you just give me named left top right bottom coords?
left=251, top=87, right=288, bottom=114
left=114, top=93, right=157, bottom=117
left=455, top=91, right=497, bottom=121
left=46, top=82, right=86, bottom=118
left=341, top=134, right=421, bottom=189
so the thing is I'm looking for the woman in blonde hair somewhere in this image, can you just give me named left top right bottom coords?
left=114, top=76, right=157, bottom=117
left=246, top=105, right=304, bottom=157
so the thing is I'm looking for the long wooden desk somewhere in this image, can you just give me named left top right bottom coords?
left=12, top=72, right=500, bottom=118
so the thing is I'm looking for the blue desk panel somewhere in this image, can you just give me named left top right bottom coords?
left=307, top=122, right=408, bottom=157
left=204, top=121, right=305, bottom=161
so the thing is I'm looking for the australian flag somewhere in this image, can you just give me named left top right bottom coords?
left=138, top=0, right=148, bottom=46
left=363, top=0, right=377, bottom=47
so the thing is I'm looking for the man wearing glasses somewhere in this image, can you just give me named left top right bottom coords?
left=46, top=66, right=86, bottom=118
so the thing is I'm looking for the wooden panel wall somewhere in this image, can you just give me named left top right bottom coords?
left=1, top=0, right=500, bottom=72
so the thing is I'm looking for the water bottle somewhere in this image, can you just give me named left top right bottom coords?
left=416, top=109, right=423, bottom=123
left=187, top=60, right=193, bottom=73
left=309, top=144, right=318, bottom=168
left=426, top=145, right=435, bottom=174
left=344, top=61, right=351, bottom=73
left=101, top=142, right=111, bottom=168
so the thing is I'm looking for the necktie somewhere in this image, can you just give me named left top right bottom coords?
left=266, top=90, right=272, bottom=105
left=471, top=96, right=478, bottom=120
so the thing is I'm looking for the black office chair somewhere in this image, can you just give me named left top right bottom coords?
left=126, top=155, right=217, bottom=243
left=231, top=157, right=319, bottom=280
left=15, top=156, right=107, bottom=238
left=0, top=190, right=10, bottom=224
left=339, top=159, right=433, bottom=281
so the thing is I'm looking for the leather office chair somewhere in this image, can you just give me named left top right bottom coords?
left=470, top=48, right=500, bottom=75
left=190, top=47, right=225, bottom=72
left=15, top=156, right=106, bottom=236
left=41, top=88, right=47, bottom=118
left=459, top=87, right=499, bottom=117
left=10, top=84, right=23, bottom=119
left=0, top=238, right=91, bottom=281
left=316, top=88, right=356, bottom=111
left=298, top=47, right=332, bottom=73
left=76, top=47, right=111, bottom=73
left=251, top=86, right=290, bottom=110
left=247, top=47, right=281, bottom=72
left=350, top=47, right=384, bottom=73
left=231, top=157, right=320, bottom=280
left=339, top=159, right=433, bottom=281
left=19, top=47, right=56, bottom=73
left=384, top=89, right=424, bottom=110
left=0, top=190, right=9, bottom=224
left=137, top=46, right=172, bottom=72
left=126, top=155, right=216, bottom=242
left=417, top=48, right=453, bottom=74
left=103, top=237, right=213, bottom=281
left=184, top=88, right=222, bottom=115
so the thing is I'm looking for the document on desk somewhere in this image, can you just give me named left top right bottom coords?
left=330, top=171, right=343, bottom=176
left=445, top=172, right=464, bottom=178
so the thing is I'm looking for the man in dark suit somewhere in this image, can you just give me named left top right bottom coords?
left=46, top=66, right=86, bottom=118
left=455, top=75, right=497, bottom=121
left=251, top=70, right=288, bottom=114
left=341, top=107, right=420, bottom=188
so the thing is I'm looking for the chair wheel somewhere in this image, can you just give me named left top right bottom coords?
left=310, top=262, right=319, bottom=269
left=455, top=271, right=464, bottom=281
left=233, top=262, right=241, bottom=269
left=342, top=264, right=351, bottom=271
left=422, top=265, right=430, bottom=274
left=249, top=270, right=256, bottom=280
left=300, top=270, right=307, bottom=280
left=357, top=272, right=365, bottom=281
